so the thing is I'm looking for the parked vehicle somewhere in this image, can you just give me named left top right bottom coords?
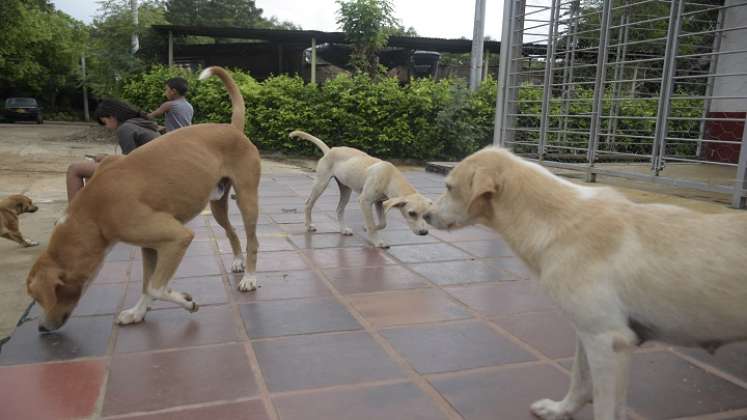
left=4, top=97, right=43, bottom=124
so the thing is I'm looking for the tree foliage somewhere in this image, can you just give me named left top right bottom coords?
left=336, top=0, right=400, bottom=78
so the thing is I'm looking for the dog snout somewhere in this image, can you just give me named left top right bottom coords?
left=417, top=229, right=429, bottom=236
left=38, top=324, right=50, bottom=333
left=29, top=206, right=39, bottom=213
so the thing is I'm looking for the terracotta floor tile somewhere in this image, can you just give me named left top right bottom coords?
left=303, top=247, right=395, bottom=268
left=190, top=226, right=214, bottom=241
left=104, top=344, right=257, bottom=416
left=30, top=283, right=125, bottom=318
left=386, top=243, right=472, bottom=263
left=288, top=232, right=367, bottom=249
left=106, top=243, right=135, bottom=262
left=273, top=382, right=448, bottom=420
left=430, top=363, right=593, bottom=420
left=492, top=311, right=577, bottom=359
left=0, top=360, right=106, bottom=420
left=355, top=228, right=441, bottom=245
left=220, top=251, right=309, bottom=273
left=446, top=281, right=557, bottom=317
left=240, top=297, right=360, bottom=338
left=382, top=320, right=536, bottom=374
left=348, top=289, right=471, bottom=328
left=678, top=342, right=747, bottom=383
left=408, top=260, right=516, bottom=286
left=184, top=240, right=217, bottom=257
left=429, top=227, right=500, bottom=242
left=253, top=331, right=404, bottom=392
left=0, top=315, right=114, bottom=365
left=113, top=399, right=270, bottom=420
left=123, top=276, right=227, bottom=310
left=279, top=221, right=341, bottom=234
left=174, top=255, right=222, bottom=278
left=94, top=260, right=131, bottom=284
left=323, top=265, right=430, bottom=294
left=451, top=239, right=516, bottom=258
left=271, top=212, right=329, bottom=224
left=494, top=257, right=534, bottom=279
left=627, top=350, right=747, bottom=418
left=228, top=270, right=331, bottom=301
left=208, top=212, right=273, bottom=227
left=114, top=304, right=237, bottom=353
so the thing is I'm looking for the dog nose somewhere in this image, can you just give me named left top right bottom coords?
left=38, top=324, right=49, bottom=333
left=417, top=229, right=428, bottom=236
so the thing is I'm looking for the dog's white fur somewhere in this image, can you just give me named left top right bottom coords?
left=289, top=130, right=431, bottom=248
left=426, top=147, right=747, bottom=420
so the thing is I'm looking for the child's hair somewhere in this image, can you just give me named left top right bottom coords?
left=93, top=99, right=147, bottom=125
left=166, top=77, right=189, bottom=95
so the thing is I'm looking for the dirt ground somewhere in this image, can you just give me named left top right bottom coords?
left=0, top=122, right=741, bottom=339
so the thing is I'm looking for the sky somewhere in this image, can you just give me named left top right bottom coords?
left=51, top=0, right=505, bottom=40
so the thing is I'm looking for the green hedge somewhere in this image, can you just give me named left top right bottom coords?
left=121, top=66, right=497, bottom=160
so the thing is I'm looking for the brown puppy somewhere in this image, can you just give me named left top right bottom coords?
left=0, top=194, right=39, bottom=247
left=27, top=66, right=261, bottom=332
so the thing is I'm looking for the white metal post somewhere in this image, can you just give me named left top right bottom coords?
left=733, top=118, right=747, bottom=209
left=538, top=0, right=561, bottom=160
left=131, top=0, right=139, bottom=54
left=470, top=0, right=487, bottom=91
left=493, top=0, right=519, bottom=147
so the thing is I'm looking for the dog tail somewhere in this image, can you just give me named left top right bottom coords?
left=199, top=66, right=245, bottom=132
left=289, top=130, right=330, bottom=155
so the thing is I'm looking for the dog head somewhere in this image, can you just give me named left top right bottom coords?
left=26, top=254, right=83, bottom=333
left=425, top=147, right=506, bottom=230
left=383, top=193, right=432, bottom=236
left=6, top=194, right=38, bottom=215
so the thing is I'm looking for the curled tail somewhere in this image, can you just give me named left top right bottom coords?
left=289, top=130, right=330, bottom=155
left=198, top=66, right=245, bottom=132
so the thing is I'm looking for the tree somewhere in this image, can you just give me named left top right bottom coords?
left=336, top=0, right=400, bottom=78
left=0, top=0, right=87, bottom=107
left=164, top=0, right=297, bottom=29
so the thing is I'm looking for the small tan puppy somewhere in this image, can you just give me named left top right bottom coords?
left=26, top=67, right=261, bottom=332
left=425, top=147, right=747, bottom=420
left=289, top=130, right=431, bottom=248
left=0, top=194, right=39, bottom=247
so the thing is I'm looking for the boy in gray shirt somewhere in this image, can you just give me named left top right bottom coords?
left=148, top=77, right=194, bottom=132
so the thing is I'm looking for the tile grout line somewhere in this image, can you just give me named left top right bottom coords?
left=209, top=214, right=282, bottom=420
left=100, top=396, right=264, bottom=419
left=669, top=347, right=747, bottom=390
left=672, top=407, right=747, bottom=420
left=290, top=235, right=467, bottom=420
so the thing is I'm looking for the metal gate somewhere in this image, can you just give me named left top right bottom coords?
left=493, top=0, right=747, bottom=208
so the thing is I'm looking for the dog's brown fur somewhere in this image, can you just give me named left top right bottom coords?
left=0, top=194, right=39, bottom=247
left=27, top=67, right=261, bottom=332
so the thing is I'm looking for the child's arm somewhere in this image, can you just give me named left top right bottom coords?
left=147, top=101, right=172, bottom=119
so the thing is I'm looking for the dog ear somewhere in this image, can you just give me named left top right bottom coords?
left=467, top=168, right=498, bottom=215
left=27, top=271, right=63, bottom=309
left=383, top=197, right=408, bottom=212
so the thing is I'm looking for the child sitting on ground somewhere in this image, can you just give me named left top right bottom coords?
left=147, top=77, right=194, bottom=132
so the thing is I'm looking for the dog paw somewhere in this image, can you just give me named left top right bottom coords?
left=117, top=308, right=146, bottom=325
left=23, top=240, right=39, bottom=247
left=307, top=224, right=317, bottom=233
left=231, top=257, right=245, bottom=273
left=238, top=274, right=258, bottom=292
left=187, top=301, right=199, bottom=313
left=373, top=240, right=390, bottom=249
left=341, top=227, right=353, bottom=236
left=530, top=399, right=573, bottom=420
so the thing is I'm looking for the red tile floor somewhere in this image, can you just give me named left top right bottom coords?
left=1, top=172, right=746, bottom=420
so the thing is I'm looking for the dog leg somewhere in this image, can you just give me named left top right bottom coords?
left=374, top=201, right=387, bottom=231
left=532, top=337, right=592, bottom=419
left=2, top=231, right=38, bottom=247
left=360, top=197, right=388, bottom=248
left=233, top=177, right=260, bottom=292
left=335, top=181, right=353, bottom=236
left=210, top=192, right=244, bottom=273
left=117, top=247, right=157, bottom=325
left=580, top=332, right=632, bottom=420
left=305, top=174, right=332, bottom=233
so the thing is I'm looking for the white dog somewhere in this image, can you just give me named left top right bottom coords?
left=289, top=130, right=431, bottom=248
left=424, top=146, right=747, bottom=420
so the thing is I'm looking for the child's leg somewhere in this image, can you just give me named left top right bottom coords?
left=66, top=161, right=99, bottom=202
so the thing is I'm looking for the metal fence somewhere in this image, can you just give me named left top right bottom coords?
left=493, top=0, right=747, bottom=208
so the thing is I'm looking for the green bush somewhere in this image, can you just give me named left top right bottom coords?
left=120, top=66, right=497, bottom=160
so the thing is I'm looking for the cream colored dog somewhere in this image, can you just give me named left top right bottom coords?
left=26, top=67, right=261, bottom=332
left=424, top=147, right=747, bottom=420
left=289, top=130, right=431, bottom=248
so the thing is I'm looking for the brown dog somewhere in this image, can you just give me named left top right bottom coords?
left=0, top=194, right=39, bottom=247
left=27, top=66, right=261, bottom=332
